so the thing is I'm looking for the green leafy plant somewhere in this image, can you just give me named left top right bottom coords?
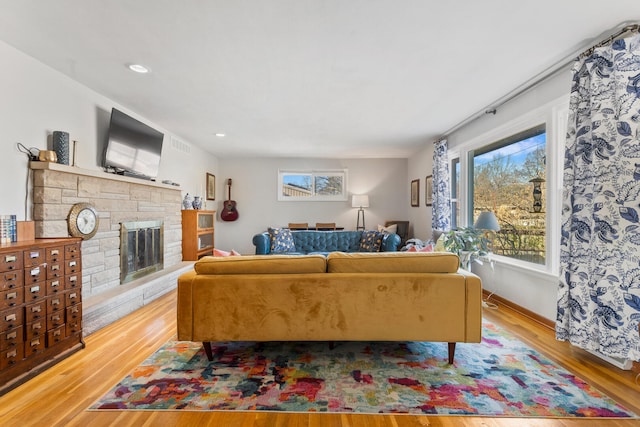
left=442, top=227, right=489, bottom=267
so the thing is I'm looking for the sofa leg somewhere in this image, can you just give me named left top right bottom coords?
left=329, top=341, right=335, bottom=350
left=203, top=342, right=214, bottom=361
left=447, top=342, right=456, bottom=364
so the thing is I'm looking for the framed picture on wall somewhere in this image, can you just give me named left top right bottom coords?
left=206, top=173, right=216, bottom=200
left=411, top=179, right=419, bottom=207
left=425, top=175, right=433, bottom=206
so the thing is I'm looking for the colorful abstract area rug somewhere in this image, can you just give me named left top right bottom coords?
left=90, top=322, right=637, bottom=417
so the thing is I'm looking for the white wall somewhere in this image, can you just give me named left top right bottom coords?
left=215, top=157, right=409, bottom=254
left=406, top=143, right=434, bottom=242
left=0, top=40, right=218, bottom=223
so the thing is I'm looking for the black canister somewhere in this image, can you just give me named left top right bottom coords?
left=52, top=131, right=70, bottom=165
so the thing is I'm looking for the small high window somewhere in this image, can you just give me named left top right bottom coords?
left=278, top=169, right=348, bottom=201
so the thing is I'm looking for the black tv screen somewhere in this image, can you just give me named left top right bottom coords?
left=103, top=108, right=164, bottom=179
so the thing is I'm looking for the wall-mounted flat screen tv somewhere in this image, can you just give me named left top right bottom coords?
left=103, top=108, right=164, bottom=180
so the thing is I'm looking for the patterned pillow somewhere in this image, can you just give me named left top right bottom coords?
left=268, top=227, right=296, bottom=253
left=359, top=230, right=383, bottom=252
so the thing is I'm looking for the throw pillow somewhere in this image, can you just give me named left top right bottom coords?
left=359, top=230, right=383, bottom=252
left=406, top=244, right=434, bottom=252
left=268, top=227, right=296, bottom=253
left=377, top=224, right=398, bottom=234
left=213, top=248, right=241, bottom=256
left=434, top=233, right=446, bottom=251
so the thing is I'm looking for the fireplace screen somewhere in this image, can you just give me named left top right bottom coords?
left=120, top=220, right=164, bottom=284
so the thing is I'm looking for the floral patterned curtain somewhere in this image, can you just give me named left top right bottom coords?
left=432, top=139, right=451, bottom=231
left=557, top=34, right=640, bottom=361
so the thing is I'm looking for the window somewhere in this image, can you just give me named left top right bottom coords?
left=470, top=125, right=546, bottom=265
left=277, top=169, right=348, bottom=201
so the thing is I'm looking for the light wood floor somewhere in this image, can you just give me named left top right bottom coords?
left=1, top=290, right=639, bottom=427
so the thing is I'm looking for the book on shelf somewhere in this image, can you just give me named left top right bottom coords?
left=0, top=215, right=17, bottom=244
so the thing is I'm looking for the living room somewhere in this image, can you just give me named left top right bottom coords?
left=0, top=4, right=614, bottom=324
left=1, top=2, right=639, bottom=424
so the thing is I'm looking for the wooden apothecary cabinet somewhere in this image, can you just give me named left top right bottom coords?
left=0, top=238, right=84, bottom=395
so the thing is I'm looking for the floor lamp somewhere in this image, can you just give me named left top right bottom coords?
left=352, top=195, right=369, bottom=230
left=474, top=211, right=500, bottom=309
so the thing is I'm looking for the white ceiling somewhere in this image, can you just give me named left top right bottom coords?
left=0, top=1, right=638, bottom=158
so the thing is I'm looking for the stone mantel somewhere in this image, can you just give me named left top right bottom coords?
left=30, top=161, right=185, bottom=335
left=29, top=161, right=181, bottom=190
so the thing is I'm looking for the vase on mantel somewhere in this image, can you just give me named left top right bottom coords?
left=52, top=131, right=70, bottom=165
left=183, top=193, right=193, bottom=210
left=192, top=196, right=203, bottom=210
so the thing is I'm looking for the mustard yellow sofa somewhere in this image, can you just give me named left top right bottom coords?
left=177, top=251, right=482, bottom=363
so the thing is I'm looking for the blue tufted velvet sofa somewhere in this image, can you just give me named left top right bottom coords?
left=253, top=230, right=401, bottom=255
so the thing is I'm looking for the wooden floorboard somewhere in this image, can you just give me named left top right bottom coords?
left=0, top=290, right=638, bottom=427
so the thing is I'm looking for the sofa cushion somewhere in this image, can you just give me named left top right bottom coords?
left=253, top=230, right=401, bottom=254
left=195, top=254, right=327, bottom=275
left=293, top=230, right=359, bottom=252
left=326, top=251, right=460, bottom=273
left=377, top=223, right=397, bottom=234
left=268, top=227, right=296, bottom=253
left=359, top=230, right=383, bottom=252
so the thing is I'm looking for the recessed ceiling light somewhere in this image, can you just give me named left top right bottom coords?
left=215, top=133, right=226, bottom=137
left=128, top=64, right=150, bottom=73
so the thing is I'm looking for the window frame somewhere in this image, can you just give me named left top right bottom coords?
left=277, top=169, right=349, bottom=201
left=471, top=123, right=547, bottom=265
left=448, top=98, right=567, bottom=275
left=450, top=157, right=460, bottom=230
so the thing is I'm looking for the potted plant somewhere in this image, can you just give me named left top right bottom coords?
left=442, top=227, right=489, bottom=268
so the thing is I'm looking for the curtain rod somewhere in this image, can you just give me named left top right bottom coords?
left=438, top=21, right=640, bottom=140
left=579, top=23, right=640, bottom=58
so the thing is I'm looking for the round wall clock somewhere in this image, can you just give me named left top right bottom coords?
left=68, top=202, right=99, bottom=240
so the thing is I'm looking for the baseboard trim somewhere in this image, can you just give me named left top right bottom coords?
left=482, top=290, right=640, bottom=374
left=483, top=290, right=554, bottom=329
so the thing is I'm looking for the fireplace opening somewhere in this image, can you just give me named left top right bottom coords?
left=120, top=220, right=164, bottom=284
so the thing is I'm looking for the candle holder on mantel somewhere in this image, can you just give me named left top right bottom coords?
left=72, top=140, right=78, bottom=167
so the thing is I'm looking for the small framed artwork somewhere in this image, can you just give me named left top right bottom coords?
left=206, top=173, right=216, bottom=200
left=411, top=179, right=420, bottom=207
left=425, top=175, right=433, bottom=206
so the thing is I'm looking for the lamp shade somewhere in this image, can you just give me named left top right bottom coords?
left=474, top=211, right=500, bottom=231
left=352, top=195, right=369, bottom=208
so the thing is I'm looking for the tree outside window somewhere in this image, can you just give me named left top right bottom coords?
left=471, top=125, right=546, bottom=265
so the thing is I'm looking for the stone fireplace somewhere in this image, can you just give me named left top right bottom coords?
left=30, top=162, right=192, bottom=335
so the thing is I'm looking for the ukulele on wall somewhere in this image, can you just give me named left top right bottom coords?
left=221, top=178, right=239, bottom=221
